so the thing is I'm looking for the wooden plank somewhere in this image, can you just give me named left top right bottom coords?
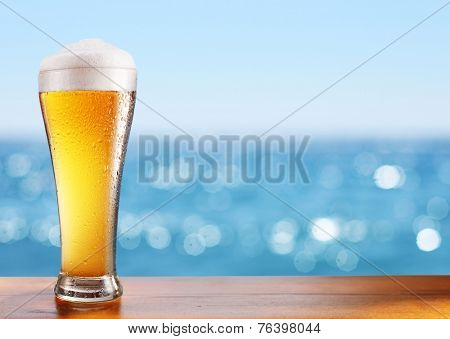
left=0, top=276, right=449, bottom=319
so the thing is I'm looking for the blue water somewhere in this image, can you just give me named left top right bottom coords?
left=0, top=139, right=449, bottom=276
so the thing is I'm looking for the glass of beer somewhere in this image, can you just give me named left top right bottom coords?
left=38, top=39, right=136, bottom=302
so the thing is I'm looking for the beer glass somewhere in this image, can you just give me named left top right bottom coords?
left=38, top=39, right=136, bottom=302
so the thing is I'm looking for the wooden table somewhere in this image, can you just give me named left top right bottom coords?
left=0, top=276, right=449, bottom=319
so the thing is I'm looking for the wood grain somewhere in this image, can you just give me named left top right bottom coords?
left=0, top=276, right=449, bottom=319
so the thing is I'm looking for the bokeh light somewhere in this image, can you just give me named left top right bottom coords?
left=48, top=225, right=61, bottom=247
left=310, top=218, right=339, bottom=242
left=336, top=249, right=359, bottom=272
left=269, top=219, right=298, bottom=255
left=373, top=165, right=405, bottom=189
left=145, top=225, right=171, bottom=250
left=198, top=224, right=222, bottom=248
left=1, top=140, right=450, bottom=276
left=416, top=228, right=441, bottom=252
left=183, top=233, right=206, bottom=256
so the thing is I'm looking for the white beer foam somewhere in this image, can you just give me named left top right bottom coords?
left=39, top=39, right=136, bottom=92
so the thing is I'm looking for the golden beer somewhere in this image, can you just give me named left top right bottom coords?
left=40, top=90, right=135, bottom=277
left=39, top=39, right=137, bottom=302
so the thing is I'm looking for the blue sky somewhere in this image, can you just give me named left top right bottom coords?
left=0, top=1, right=449, bottom=139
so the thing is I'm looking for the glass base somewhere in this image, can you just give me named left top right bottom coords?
left=54, top=273, right=122, bottom=303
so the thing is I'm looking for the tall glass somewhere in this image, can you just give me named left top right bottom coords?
left=38, top=40, right=136, bottom=302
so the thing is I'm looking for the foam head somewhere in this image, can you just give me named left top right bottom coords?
left=39, top=39, right=137, bottom=92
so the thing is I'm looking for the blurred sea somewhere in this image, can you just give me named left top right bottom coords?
left=0, top=138, right=449, bottom=276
